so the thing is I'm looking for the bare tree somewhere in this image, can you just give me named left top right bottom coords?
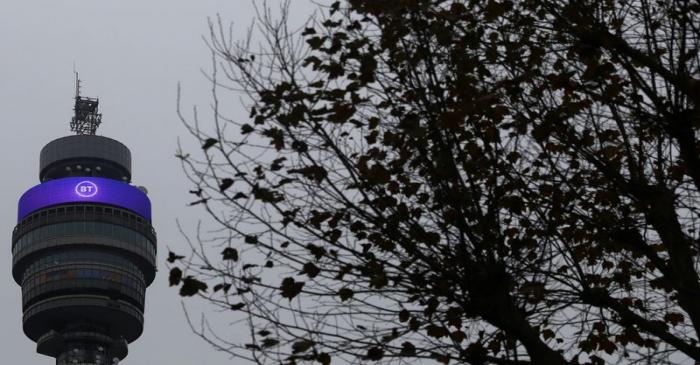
left=171, top=1, right=700, bottom=364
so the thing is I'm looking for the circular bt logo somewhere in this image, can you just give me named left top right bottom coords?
left=75, top=181, right=98, bottom=198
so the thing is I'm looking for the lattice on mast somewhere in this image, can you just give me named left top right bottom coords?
left=71, top=73, right=102, bottom=135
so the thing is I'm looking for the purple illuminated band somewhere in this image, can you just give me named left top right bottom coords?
left=17, top=177, right=151, bottom=222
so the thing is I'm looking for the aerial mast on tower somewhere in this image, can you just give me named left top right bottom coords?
left=70, top=73, right=102, bottom=135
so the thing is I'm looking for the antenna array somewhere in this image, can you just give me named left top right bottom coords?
left=71, top=73, right=102, bottom=135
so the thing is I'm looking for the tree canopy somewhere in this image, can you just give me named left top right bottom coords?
left=171, top=1, right=700, bottom=364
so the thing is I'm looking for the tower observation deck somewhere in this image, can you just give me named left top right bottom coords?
left=12, top=81, right=156, bottom=364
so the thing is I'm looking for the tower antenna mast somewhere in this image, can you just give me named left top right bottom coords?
left=74, top=71, right=81, bottom=99
left=70, top=72, right=102, bottom=135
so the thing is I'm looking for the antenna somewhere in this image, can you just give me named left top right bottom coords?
left=71, top=72, right=102, bottom=135
left=74, top=71, right=81, bottom=99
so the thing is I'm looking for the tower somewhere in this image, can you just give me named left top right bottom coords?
left=12, top=79, right=156, bottom=364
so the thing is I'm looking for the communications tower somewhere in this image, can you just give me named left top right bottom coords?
left=12, top=78, right=156, bottom=364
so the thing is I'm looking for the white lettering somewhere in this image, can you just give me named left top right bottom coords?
left=75, top=181, right=98, bottom=198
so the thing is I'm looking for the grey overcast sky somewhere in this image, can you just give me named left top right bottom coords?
left=0, top=1, right=315, bottom=364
